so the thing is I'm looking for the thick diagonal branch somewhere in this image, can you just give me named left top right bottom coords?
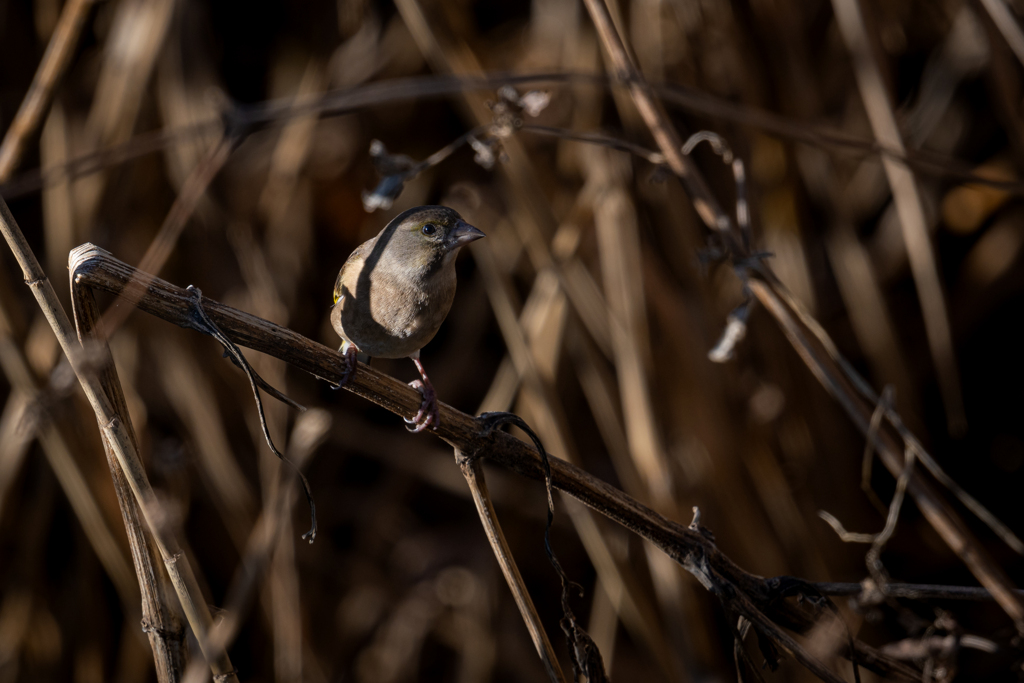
left=68, top=242, right=921, bottom=682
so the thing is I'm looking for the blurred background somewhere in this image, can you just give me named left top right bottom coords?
left=2, top=0, right=1024, bottom=680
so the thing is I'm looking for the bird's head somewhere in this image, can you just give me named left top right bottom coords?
left=384, top=205, right=485, bottom=272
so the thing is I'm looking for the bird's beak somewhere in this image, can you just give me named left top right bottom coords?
left=450, top=220, right=485, bottom=248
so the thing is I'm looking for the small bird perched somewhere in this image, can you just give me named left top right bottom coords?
left=330, top=206, right=485, bottom=432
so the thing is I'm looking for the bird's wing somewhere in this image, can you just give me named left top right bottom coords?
left=333, top=238, right=374, bottom=304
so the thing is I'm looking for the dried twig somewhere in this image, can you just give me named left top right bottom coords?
left=476, top=412, right=608, bottom=683
left=454, top=446, right=567, bottom=683
left=978, top=0, right=1024, bottom=69
left=0, top=0, right=150, bottom=639
left=5, top=73, right=1024, bottom=201
left=0, top=0, right=97, bottom=179
left=815, top=581, right=1024, bottom=602
left=830, top=0, right=965, bottom=434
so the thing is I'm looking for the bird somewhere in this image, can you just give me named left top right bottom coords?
left=330, top=205, right=485, bottom=432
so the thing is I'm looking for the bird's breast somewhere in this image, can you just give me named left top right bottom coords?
left=335, top=264, right=457, bottom=358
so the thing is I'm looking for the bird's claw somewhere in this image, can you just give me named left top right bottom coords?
left=330, top=344, right=358, bottom=390
left=404, top=379, right=440, bottom=432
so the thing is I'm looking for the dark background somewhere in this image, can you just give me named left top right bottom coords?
left=1, top=0, right=1024, bottom=680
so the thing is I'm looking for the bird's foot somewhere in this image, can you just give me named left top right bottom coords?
left=404, top=378, right=440, bottom=432
left=330, top=344, right=358, bottom=389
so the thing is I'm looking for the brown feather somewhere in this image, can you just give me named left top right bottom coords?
left=330, top=206, right=479, bottom=359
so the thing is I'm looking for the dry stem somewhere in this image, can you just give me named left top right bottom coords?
left=0, top=0, right=97, bottom=179
left=0, top=196, right=237, bottom=682
left=455, top=449, right=566, bottom=683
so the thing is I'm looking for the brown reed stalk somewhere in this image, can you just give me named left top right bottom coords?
left=0, top=0, right=97, bottom=179
left=455, top=448, right=566, bottom=683
left=0, top=196, right=238, bottom=683
left=829, top=0, right=965, bottom=434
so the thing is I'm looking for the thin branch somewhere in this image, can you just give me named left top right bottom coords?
left=0, top=0, right=97, bottom=180
left=0, top=8, right=154, bottom=639
left=820, top=442, right=915, bottom=594
left=683, top=529, right=850, bottom=683
left=814, top=581, right=1024, bottom=601
left=861, top=386, right=894, bottom=515
left=0, top=122, right=217, bottom=198
left=361, top=128, right=488, bottom=211
left=455, top=448, right=567, bottom=683
left=978, top=0, right=1024, bottom=70
left=583, top=0, right=731, bottom=234
left=476, top=412, right=608, bottom=683
left=763, top=264, right=1024, bottom=555
left=750, top=276, right=1024, bottom=633
left=521, top=124, right=665, bottom=164
left=5, top=74, right=1024, bottom=201
left=830, top=0, right=966, bottom=434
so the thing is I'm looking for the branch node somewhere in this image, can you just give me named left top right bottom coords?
left=140, top=620, right=186, bottom=642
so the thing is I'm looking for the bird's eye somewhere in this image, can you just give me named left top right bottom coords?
left=421, top=223, right=437, bottom=236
